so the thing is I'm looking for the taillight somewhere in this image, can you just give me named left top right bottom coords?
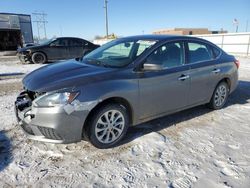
left=234, top=60, right=240, bottom=69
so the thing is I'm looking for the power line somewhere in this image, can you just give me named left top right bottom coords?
left=32, top=12, right=48, bottom=41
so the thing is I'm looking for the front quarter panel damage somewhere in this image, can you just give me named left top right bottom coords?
left=63, top=100, right=101, bottom=115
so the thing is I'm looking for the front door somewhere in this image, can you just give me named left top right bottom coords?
left=48, top=38, right=69, bottom=60
left=138, top=41, right=190, bottom=120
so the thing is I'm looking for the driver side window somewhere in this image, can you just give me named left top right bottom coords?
left=51, top=39, right=68, bottom=46
left=146, top=42, right=184, bottom=68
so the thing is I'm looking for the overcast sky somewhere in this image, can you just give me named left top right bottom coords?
left=0, top=0, right=249, bottom=40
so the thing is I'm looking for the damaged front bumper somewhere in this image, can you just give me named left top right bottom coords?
left=17, top=53, right=31, bottom=63
left=15, top=90, right=92, bottom=144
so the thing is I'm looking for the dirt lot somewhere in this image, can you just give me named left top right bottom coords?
left=0, top=56, right=250, bottom=188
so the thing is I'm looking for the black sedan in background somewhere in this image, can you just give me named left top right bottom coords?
left=17, top=37, right=99, bottom=64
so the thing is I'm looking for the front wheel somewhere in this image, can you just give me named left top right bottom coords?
left=31, top=52, right=47, bottom=64
left=87, top=104, right=129, bottom=149
left=208, top=81, right=229, bottom=110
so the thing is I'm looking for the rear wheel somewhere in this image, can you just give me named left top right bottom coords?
left=31, top=52, right=47, bottom=64
left=208, top=81, right=229, bottom=110
left=87, top=104, right=129, bottom=149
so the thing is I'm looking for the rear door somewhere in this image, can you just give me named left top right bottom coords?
left=68, top=38, right=85, bottom=58
left=186, top=41, right=220, bottom=105
left=138, top=41, right=190, bottom=119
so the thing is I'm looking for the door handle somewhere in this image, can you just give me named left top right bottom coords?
left=212, top=68, right=221, bottom=74
left=178, top=75, right=190, bottom=81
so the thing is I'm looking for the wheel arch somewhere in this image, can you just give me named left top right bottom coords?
left=218, top=77, right=231, bottom=91
left=82, top=97, right=134, bottom=137
left=210, top=77, right=231, bottom=101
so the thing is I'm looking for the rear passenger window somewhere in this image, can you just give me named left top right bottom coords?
left=212, top=47, right=221, bottom=58
left=69, top=39, right=84, bottom=47
left=188, top=42, right=213, bottom=63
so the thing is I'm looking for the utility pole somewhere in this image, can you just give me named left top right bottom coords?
left=59, top=26, right=63, bottom=36
left=32, top=12, right=48, bottom=41
left=233, top=18, right=239, bottom=33
left=104, top=0, right=109, bottom=38
left=246, top=20, right=249, bottom=32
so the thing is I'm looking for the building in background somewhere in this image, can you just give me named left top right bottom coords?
left=0, top=13, right=33, bottom=51
left=153, top=28, right=227, bottom=35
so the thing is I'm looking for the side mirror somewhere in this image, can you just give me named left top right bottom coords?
left=124, top=42, right=131, bottom=48
left=143, top=63, right=163, bottom=71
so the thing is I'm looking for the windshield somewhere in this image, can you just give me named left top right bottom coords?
left=83, top=39, right=157, bottom=68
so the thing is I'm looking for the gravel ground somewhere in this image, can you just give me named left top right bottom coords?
left=0, top=56, right=249, bottom=188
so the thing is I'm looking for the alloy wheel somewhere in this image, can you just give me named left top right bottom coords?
left=34, top=54, right=44, bottom=63
left=214, top=85, right=227, bottom=107
left=95, top=110, right=125, bottom=144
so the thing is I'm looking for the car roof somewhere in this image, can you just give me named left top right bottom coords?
left=52, top=37, right=95, bottom=44
left=120, top=34, right=196, bottom=41
left=119, top=34, right=217, bottom=48
left=54, top=37, right=86, bottom=41
left=120, top=35, right=211, bottom=42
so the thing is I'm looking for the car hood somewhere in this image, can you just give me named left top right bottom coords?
left=17, top=44, right=46, bottom=53
left=23, top=59, right=116, bottom=92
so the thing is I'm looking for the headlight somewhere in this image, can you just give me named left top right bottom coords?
left=21, top=50, right=31, bottom=54
left=34, top=91, right=79, bottom=107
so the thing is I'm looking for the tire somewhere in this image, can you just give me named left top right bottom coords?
left=208, top=81, right=229, bottom=110
left=87, top=104, right=129, bottom=149
left=31, top=52, right=47, bottom=64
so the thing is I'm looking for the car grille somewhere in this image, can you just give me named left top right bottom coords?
left=38, top=127, right=62, bottom=140
left=21, top=124, right=34, bottom=135
left=26, top=89, right=45, bottom=100
left=16, top=89, right=45, bottom=112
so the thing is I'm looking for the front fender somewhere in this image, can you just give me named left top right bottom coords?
left=78, top=79, right=140, bottom=125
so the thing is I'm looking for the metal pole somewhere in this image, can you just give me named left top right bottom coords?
left=246, top=20, right=249, bottom=32
left=236, top=25, right=238, bottom=33
left=42, top=13, right=47, bottom=39
left=36, top=22, right=40, bottom=41
left=43, top=21, right=47, bottom=39
left=104, top=0, right=109, bottom=38
left=60, top=26, right=62, bottom=36
left=32, top=12, right=48, bottom=40
left=221, top=35, right=224, bottom=49
left=247, top=34, right=250, bottom=56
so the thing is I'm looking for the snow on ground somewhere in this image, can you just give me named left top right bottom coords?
left=0, top=56, right=44, bottom=76
left=0, top=57, right=250, bottom=187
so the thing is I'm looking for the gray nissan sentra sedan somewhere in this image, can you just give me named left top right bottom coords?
left=15, top=35, right=239, bottom=148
